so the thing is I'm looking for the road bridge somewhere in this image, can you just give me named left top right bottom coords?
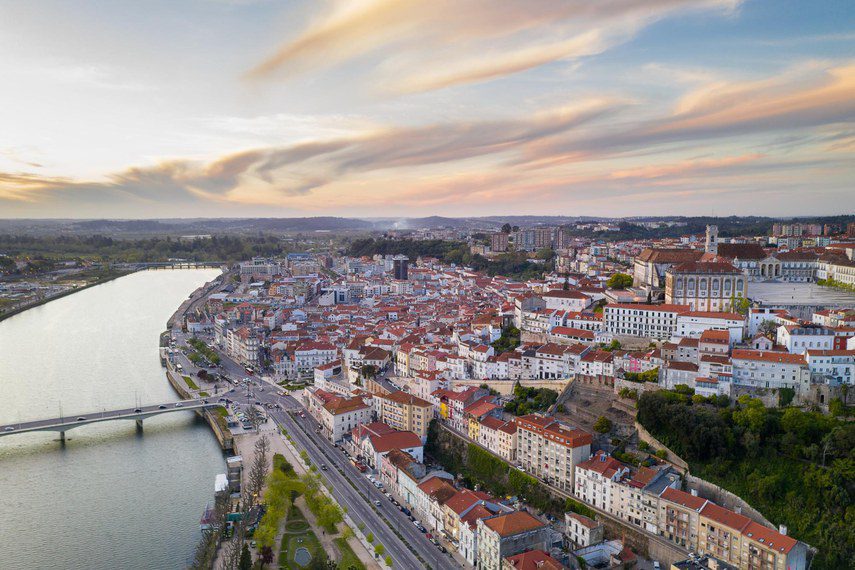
left=0, top=400, right=225, bottom=443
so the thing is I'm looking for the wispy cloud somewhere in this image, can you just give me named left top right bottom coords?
left=247, top=0, right=741, bottom=93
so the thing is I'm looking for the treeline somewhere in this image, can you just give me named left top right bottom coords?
left=347, top=238, right=550, bottom=280
left=637, top=391, right=854, bottom=569
left=0, top=234, right=286, bottom=263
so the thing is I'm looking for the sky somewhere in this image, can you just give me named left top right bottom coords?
left=0, top=0, right=853, bottom=219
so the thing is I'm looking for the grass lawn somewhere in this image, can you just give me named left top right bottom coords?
left=278, top=506, right=327, bottom=569
left=198, top=391, right=209, bottom=397
left=334, top=537, right=366, bottom=570
left=183, top=375, right=199, bottom=390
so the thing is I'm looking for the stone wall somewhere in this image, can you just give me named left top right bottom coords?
left=633, top=421, right=689, bottom=472
left=451, top=377, right=570, bottom=396
left=685, top=474, right=774, bottom=528
left=731, top=385, right=780, bottom=407
left=613, top=377, right=660, bottom=397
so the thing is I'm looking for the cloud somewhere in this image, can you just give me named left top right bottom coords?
left=2, top=60, right=852, bottom=218
left=519, top=61, right=855, bottom=165
left=247, top=0, right=740, bottom=92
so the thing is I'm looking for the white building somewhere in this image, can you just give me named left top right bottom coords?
left=603, top=303, right=689, bottom=340
left=731, top=349, right=810, bottom=391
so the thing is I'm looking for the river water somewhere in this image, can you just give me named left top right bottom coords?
left=0, top=269, right=225, bottom=570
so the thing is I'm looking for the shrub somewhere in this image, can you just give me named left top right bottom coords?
left=593, top=416, right=612, bottom=433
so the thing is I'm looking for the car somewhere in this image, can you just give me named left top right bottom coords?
left=373, top=500, right=381, bottom=506
left=321, top=465, right=328, bottom=471
left=430, top=538, right=439, bottom=546
left=250, top=541, right=256, bottom=549
left=175, top=402, right=183, bottom=408
left=158, top=405, right=167, bottom=409
left=425, top=533, right=432, bottom=540
left=439, top=546, right=447, bottom=554
left=4, top=426, right=14, bottom=431
left=202, top=399, right=208, bottom=404
left=76, top=417, right=86, bottom=421
left=134, top=408, right=142, bottom=413
left=653, top=563, right=660, bottom=570
left=412, top=520, right=421, bottom=528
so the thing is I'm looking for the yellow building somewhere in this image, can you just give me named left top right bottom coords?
left=377, top=391, right=433, bottom=440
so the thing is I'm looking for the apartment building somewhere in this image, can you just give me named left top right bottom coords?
left=676, top=311, right=745, bottom=344
left=698, top=503, right=806, bottom=570
left=476, top=511, right=549, bottom=570
left=604, top=303, right=689, bottom=340
left=376, top=390, right=432, bottom=441
left=565, top=512, right=604, bottom=548
left=805, top=349, right=855, bottom=383
left=777, top=325, right=835, bottom=354
left=731, top=349, right=810, bottom=391
left=306, top=389, right=371, bottom=442
left=658, top=487, right=707, bottom=550
left=514, top=413, right=592, bottom=492
left=225, top=326, right=260, bottom=366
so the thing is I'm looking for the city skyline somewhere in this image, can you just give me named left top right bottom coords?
left=1, top=0, right=854, bottom=218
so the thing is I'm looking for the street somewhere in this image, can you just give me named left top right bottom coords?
left=171, top=331, right=458, bottom=569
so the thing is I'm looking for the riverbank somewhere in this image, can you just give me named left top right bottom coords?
left=0, top=268, right=136, bottom=323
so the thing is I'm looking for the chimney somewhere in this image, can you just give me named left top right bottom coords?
left=690, top=489, right=698, bottom=497
left=779, top=525, right=788, bottom=536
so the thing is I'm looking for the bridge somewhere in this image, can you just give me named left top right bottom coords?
left=0, top=400, right=225, bottom=443
left=110, top=261, right=227, bottom=270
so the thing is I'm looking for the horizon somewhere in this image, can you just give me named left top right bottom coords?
left=1, top=1, right=854, bottom=218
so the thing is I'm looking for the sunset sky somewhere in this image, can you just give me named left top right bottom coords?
left=1, top=0, right=853, bottom=218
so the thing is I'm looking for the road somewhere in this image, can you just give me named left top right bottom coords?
left=171, top=323, right=461, bottom=567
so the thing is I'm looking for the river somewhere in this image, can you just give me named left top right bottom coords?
left=0, top=269, right=225, bottom=570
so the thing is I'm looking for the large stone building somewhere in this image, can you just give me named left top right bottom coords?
left=665, top=261, right=747, bottom=312
left=633, top=248, right=705, bottom=293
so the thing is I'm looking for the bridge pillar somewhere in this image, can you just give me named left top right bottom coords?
left=59, top=431, right=66, bottom=444
left=136, top=419, right=143, bottom=432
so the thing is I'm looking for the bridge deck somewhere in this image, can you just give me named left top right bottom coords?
left=0, top=400, right=225, bottom=437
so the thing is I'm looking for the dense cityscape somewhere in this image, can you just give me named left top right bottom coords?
left=2, top=217, right=853, bottom=570
left=2, top=1, right=853, bottom=570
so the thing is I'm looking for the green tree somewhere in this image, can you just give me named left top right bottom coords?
left=374, top=543, right=385, bottom=557
left=759, top=319, right=779, bottom=339
left=730, top=293, right=750, bottom=316
left=606, top=272, right=633, bottom=289
left=366, top=533, right=374, bottom=544
left=593, top=416, right=613, bottom=433
left=828, top=398, right=845, bottom=417
left=385, top=555, right=393, bottom=567
left=238, top=543, right=252, bottom=570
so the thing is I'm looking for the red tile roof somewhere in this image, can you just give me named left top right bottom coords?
left=482, top=511, right=545, bottom=537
